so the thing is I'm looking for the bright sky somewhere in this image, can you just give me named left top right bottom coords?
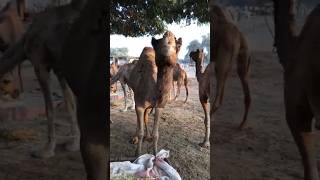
left=110, top=22, right=209, bottom=59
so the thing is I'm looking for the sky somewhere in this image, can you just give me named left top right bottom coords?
left=110, top=22, right=209, bottom=59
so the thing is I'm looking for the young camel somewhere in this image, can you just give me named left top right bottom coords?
left=209, top=5, right=251, bottom=128
left=272, top=1, right=320, bottom=179
left=0, top=0, right=88, bottom=158
left=171, top=63, right=188, bottom=103
left=110, top=60, right=137, bottom=112
left=126, top=31, right=182, bottom=156
left=189, top=49, right=211, bottom=148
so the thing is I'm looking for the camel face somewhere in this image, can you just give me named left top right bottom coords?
left=189, top=49, right=205, bottom=63
left=0, top=74, right=20, bottom=99
left=151, top=31, right=182, bottom=66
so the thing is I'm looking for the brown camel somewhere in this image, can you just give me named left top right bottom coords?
left=209, top=4, right=251, bottom=129
left=189, top=49, right=211, bottom=148
left=110, top=60, right=137, bottom=112
left=110, top=60, right=119, bottom=94
left=171, top=63, right=188, bottom=103
left=272, top=1, right=320, bottom=179
left=126, top=31, right=182, bottom=156
left=58, top=0, right=106, bottom=179
left=0, top=0, right=25, bottom=92
left=0, top=0, right=87, bottom=158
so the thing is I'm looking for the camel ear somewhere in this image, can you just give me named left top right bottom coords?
left=176, top=38, right=182, bottom=46
left=196, top=49, right=200, bottom=53
left=151, top=37, right=158, bottom=48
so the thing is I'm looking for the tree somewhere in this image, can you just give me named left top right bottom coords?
left=183, top=39, right=202, bottom=61
left=110, top=47, right=129, bottom=57
left=201, top=34, right=210, bottom=63
left=110, top=0, right=209, bottom=37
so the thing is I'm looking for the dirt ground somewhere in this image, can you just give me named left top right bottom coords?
left=0, top=63, right=86, bottom=180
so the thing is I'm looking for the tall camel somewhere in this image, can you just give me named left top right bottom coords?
left=272, top=1, right=320, bottom=179
left=110, top=60, right=137, bottom=112
left=0, top=0, right=25, bottom=92
left=126, top=31, right=182, bottom=156
left=171, top=63, right=188, bottom=103
left=189, top=49, right=211, bottom=148
left=208, top=4, right=252, bottom=132
left=58, top=0, right=106, bottom=179
left=0, top=0, right=89, bottom=158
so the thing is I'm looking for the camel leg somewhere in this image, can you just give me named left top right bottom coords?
left=152, top=108, right=162, bottom=155
left=129, top=88, right=135, bottom=110
left=31, top=67, right=55, bottom=158
left=144, top=108, right=152, bottom=141
left=18, top=64, right=23, bottom=93
left=286, top=108, right=317, bottom=180
left=237, top=56, right=251, bottom=129
left=184, top=77, right=189, bottom=103
left=77, top=98, right=107, bottom=180
left=135, top=106, right=145, bottom=156
left=56, top=74, right=80, bottom=152
left=199, top=101, right=210, bottom=148
left=174, top=81, right=181, bottom=101
left=120, top=82, right=128, bottom=112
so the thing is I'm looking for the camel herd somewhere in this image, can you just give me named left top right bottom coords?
left=110, top=1, right=320, bottom=180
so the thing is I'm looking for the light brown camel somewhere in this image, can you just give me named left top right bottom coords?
left=0, top=0, right=25, bottom=92
left=189, top=49, right=211, bottom=148
left=209, top=4, right=251, bottom=130
left=110, top=60, right=119, bottom=94
left=126, top=31, right=182, bottom=156
left=171, top=63, right=188, bottom=103
left=0, top=0, right=87, bottom=158
left=110, top=60, right=137, bottom=112
left=272, top=1, right=320, bottom=179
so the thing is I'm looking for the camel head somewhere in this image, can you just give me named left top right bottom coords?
left=0, top=73, right=20, bottom=99
left=110, top=61, right=119, bottom=93
left=189, top=49, right=205, bottom=64
left=151, top=31, right=182, bottom=67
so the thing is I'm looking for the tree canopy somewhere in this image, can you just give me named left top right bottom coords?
left=110, top=47, right=129, bottom=57
left=183, top=33, right=210, bottom=63
left=110, top=0, right=209, bottom=37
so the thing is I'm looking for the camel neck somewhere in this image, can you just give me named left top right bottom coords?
left=195, top=62, right=204, bottom=82
left=155, top=66, right=174, bottom=108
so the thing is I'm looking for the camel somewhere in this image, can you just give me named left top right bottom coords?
left=0, top=0, right=89, bottom=158
left=125, top=31, right=182, bottom=156
left=110, top=60, right=119, bottom=94
left=189, top=49, right=211, bottom=148
left=272, top=1, right=320, bottom=179
left=197, top=4, right=251, bottom=150
left=0, top=0, right=25, bottom=92
left=171, top=63, right=188, bottom=103
left=57, top=0, right=106, bottom=179
left=110, top=60, right=137, bottom=112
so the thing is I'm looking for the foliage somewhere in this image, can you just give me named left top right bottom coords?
left=110, top=0, right=209, bottom=37
left=110, top=47, right=129, bottom=57
left=183, top=33, right=210, bottom=63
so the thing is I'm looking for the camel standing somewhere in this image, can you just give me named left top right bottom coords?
left=171, top=63, right=188, bottom=103
left=58, top=0, right=106, bottom=179
left=189, top=49, right=211, bottom=148
left=272, top=1, right=320, bottom=179
left=125, top=31, right=182, bottom=156
left=209, top=5, right=251, bottom=128
left=110, top=60, right=137, bottom=112
left=110, top=61, right=119, bottom=94
left=0, top=0, right=88, bottom=158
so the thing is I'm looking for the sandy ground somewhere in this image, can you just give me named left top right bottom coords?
left=0, top=63, right=86, bottom=180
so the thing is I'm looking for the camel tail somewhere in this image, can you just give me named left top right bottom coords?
left=0, top=37, right=26, bottom=77
left=184, top=72, right=189, bottom=103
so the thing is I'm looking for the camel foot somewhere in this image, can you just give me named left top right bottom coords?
left=31, top=147, right=55, bottom=158
left=198, top=141, right=210, bottom=149
left=131, top=136, right=139, bottom=145
left=64, top=139, right=80, bottom=152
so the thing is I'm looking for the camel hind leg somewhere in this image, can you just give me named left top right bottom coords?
left=120, top=82, right=128, bottom=112
left=199, top=100, right=210, bottom=148
left=135, top=106, right=145, bottom=156
left=174, top=80, right=181, bottom=101
left=237, top=53, right=251, bottom=129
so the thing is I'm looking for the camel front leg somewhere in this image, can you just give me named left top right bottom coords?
left=174, top=81, right=181, bottom=101
left=57, top=74, right=80, bottom=152
left=32, top=67, right=55, bottom=158
left=129, top=88, right=135, bottom=110
left=144, top=108, right=152, bottom=141
left=152, top=108, right=162, bottom=155
left=199, top=101, right=210, bottom=148
left=135, top=106, right=145, bottom=156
